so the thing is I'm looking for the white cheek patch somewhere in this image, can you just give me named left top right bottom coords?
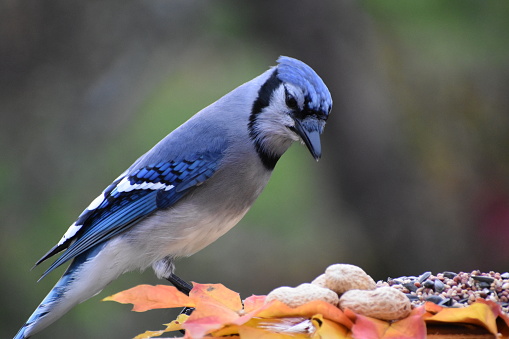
left=116, top=176, right=174, bottom=193
left=57, top=223, right=82, bottom=246
left=281, top=114, right=296, bottom=129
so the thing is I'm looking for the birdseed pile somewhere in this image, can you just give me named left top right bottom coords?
left=377, top=270, right=509, bottom=315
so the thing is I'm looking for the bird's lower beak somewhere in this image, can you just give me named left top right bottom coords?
left=293, top=118, right=322, bottom=161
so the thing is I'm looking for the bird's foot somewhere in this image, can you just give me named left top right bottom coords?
left=165, top=272, right=195, bottom=334
left=165, top=272, right=193, bottom=295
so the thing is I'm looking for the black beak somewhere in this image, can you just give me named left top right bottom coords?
left=293, top=118, right=322, bottom=161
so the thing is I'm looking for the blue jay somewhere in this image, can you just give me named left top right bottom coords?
left=14, top=56, right=332, bottom=338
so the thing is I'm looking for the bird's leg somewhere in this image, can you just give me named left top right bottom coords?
left=165, top=272, right=195, bottom=329
left=165, top=272, right=193, bottom=295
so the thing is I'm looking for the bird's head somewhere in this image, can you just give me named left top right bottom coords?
left=248, top=56, right=332, bottom=169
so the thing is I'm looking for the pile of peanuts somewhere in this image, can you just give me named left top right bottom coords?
left=265, top=264, right=411, bottom=321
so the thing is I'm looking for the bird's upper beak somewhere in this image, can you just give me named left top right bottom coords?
left=293, top=117, right=324, bottom=161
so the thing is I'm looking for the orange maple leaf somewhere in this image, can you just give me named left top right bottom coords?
left=255, top=299, right=352, bottom=329
left=424, top=299, right=509, bottom=336
left=103, top=284, right=194, bottom=312
left=345, top=307, right=426, bottom=339
left=243, top=295, right=267, bottom=313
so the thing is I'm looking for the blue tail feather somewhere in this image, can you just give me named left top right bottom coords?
left=14, top=243, right=106, bottom=339
left=14, top=267, right=75, bottom=339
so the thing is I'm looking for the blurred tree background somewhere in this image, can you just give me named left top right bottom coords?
left=2, top=0, right=509, bottom=338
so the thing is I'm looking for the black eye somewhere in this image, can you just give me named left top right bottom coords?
left=285, top=93, right=298, bottom=110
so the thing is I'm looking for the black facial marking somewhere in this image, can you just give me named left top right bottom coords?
left=248, top=70, right=283, bottom=170
left=250, top=70, right=282, bottom=117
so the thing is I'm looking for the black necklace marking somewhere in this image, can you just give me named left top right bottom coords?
left=248, top=70, right=283, bottom=170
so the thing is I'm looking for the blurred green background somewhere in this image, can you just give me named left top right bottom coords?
left=2, top=0, right=509, bottom=338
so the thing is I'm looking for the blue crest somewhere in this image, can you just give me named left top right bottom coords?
left=276, top=56, right=332, bottom=115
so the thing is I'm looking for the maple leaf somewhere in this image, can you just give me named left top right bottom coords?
left=237, top=325, right=309, bottom=339
left=189, top=283, right=243, bottom=312
left=255, top=299, right=353, bottom=328
left=103, top=284, right=194, bottom=312
left=180, top=283, right=246, bottom=338
left=312, top=315, right=351, bottom=339
left=133, top=314, right=189, bottom=339
left=345, top=307, right=426, bottom=339
left=209, top=299, right=353, bottom=338
left=424, top=299, right=509, bottom=336
left=243, top=295, right=267, bottom=313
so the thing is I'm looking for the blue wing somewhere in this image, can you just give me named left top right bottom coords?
left=36, top=150, right=223, bottom=280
